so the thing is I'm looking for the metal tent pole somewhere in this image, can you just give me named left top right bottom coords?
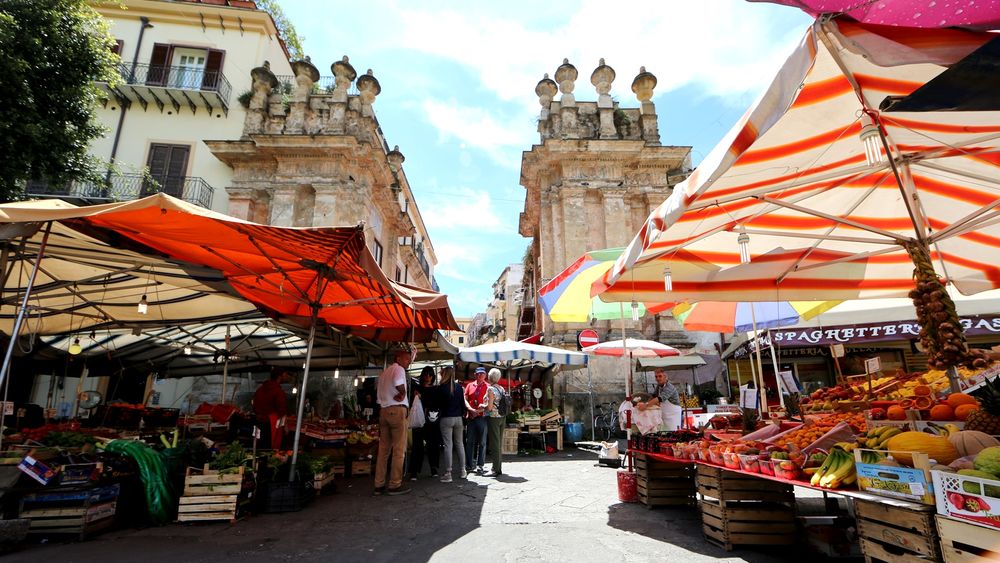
left=588, top=364, right=595, bottom=442
left=288, top=309, right=318, bottom=482
left=767, top=329, right=786, bottom=410
left=749, top=305, right=769, bottom=415
left=220, top=325, right=231, bottom=404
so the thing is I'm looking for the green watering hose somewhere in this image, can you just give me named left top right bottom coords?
left=105, top=439, right=174, bottom=525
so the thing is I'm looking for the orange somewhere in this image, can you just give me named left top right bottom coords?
left=929, top=404, right=954, bottom=421
left=946, top=393, right=979, bottom=409
left=887, top=405, right=907, bottom=420
left=955, top=404, right=980, bottom=421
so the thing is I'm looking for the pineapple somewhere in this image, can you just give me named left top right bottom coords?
left=967, top=377, right=1000, bottom=434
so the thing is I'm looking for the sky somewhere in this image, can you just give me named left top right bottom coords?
left=281, top=0, right=812, bottom=317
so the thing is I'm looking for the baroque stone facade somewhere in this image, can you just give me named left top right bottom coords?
left=519, top=59, right=707, bottom=426
left=206, top=57, right=437, bottom=289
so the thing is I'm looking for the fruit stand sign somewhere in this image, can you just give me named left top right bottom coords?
left=739, top=386, right=759, bottom=409
left=854, top=449, right=935, bottom=504
left=778, top=370, right=800, bottom=393
left=578, top=329, right=599, bottom=348
left=831, top=344, right=845, bottom=357
left=0, top=401, right=12, bottom=416
left=865, top=357, right=881, bottom=374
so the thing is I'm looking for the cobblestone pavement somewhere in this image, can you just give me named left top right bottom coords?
left=7, top=450, right=816, bottom=562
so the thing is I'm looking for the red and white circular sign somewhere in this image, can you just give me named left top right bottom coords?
left=578, top=329, right=599, bottom=348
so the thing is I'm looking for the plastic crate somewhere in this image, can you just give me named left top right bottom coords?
left=260, top=480, right=315, bottom=513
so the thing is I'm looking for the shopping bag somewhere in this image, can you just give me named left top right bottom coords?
left=409, top=395, right=426, bottom=428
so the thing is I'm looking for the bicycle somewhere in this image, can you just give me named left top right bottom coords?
left=592, top=401, right=620, bottom=442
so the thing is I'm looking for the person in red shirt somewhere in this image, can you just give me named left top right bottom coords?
left=254, top=368, right=290, bottom=449
left=464, top=367, right=489, bottom=474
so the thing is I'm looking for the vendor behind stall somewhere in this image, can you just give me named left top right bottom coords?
left=636, top=368, right=682, bottom=431
left=254, top=368, right=291, bottom=449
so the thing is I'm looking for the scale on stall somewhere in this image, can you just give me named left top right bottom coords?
left=532, top=387, right=543, bottom=410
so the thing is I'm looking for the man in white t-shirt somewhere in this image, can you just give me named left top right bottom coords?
left=374, top=349, right=413, bottom=495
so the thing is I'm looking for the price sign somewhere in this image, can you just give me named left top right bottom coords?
left=777, top=370, right=799, bottom=394
left=865, top=357, right=881, bottom=373
left=1, top=402, right=13, bottom=416
left=831, top=344, right=845, bottom=357
left=739, top=387, right=759, bottom=409
left=252, top=426, right=261, bottom=440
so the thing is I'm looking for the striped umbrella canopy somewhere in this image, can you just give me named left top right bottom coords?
left=539, top=248, right=661, bottom=322
left=582, top=338, right=680, bottom=358
left=596, top=21, right=1000, bottom=304
left=457, top=339, right=588, bottom=366
left=672, top=300, right=839, bottom=333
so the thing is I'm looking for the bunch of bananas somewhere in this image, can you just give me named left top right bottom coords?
left=857, top=426, right=903, bottom=450
left=923, top=422, right=961, bottom=437
left=809, top=444, right=857, bottom=489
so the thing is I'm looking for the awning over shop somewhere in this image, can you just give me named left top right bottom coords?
left=0, top=195, right=458, bottom=342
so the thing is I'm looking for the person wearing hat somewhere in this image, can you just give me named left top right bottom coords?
left=464, top=367, right=489, bottom=474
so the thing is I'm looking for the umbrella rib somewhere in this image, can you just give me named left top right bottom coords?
left=927, top=196, right=1000, bottom=244
left=226, top=277, right=312, bottom=307
left=786, top=244, right=903, bottom=275
left=198, top=245, right=287, bottom=291
left=932, top=211, right=1000, bottom=246
left=246, top=236, right=313, bottom=304
left=741, top=228, right=897, bottom=245
left=913, top=161, right=1000, bottom=194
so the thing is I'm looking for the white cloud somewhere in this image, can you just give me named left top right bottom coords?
left=421, top=187, right=513, bottom=233
left=421, top=100, right=530, bottom=169
left=395, top=1, right=807, bottom=105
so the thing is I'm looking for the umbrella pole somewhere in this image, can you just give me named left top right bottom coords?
left=289, top=309, right=318, bottom=482
left=0, top=224, right=50, bottom=451
left=221, top=325, right=231, bottom=405
left=749, top=306, right=769, bottom=416
left=767, top=330, right=786, bottom=410
left=618, top=302, right=632, bottom=471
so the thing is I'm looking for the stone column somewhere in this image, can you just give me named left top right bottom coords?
left=269, top=186, right=298, bottom=227
left=225, top=187, right=257, bottom=221
left=591, top=59, right=617, bottom=139
left=535, top=74, right=558, bottom=140
left=555, top=59, right=578, bottom=139
left=602, top=187, right=629, bottom=248
left=560, top=185, right=589, bottom=272
left=632, top=67, right=660, bottom=145
left=326, top=56, right=357, bottom=134
left=312, top=182, right=345, bottom=227
left=286, top=57, right=319, bottom=134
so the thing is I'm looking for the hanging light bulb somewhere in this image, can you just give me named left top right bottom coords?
left=292, top=386, right=298, bottom=394
left=630, top=300, right=640, bottom=322
left=859, top=113, right=884, bottom=167
left=183, top=345, right=192, bottom=355
left=737, top=231, right=751, bottom=265
left=663, top=265, right=673, bottom=292
left=353, top=377, right=359, bottom=387
left=137, top=294, right=148, bottom=314
left=334, top=367, right=340, bottom=379
left=68, top=338, right=82, bottom=356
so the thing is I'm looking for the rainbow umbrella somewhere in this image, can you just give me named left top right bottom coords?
left=539, top=248, right=660, bottom=322
left=672, top=301, right=839, bottom=334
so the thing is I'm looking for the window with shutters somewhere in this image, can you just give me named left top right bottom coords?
left=371, top=239, right=383, bottom=268
left=112, top=40, right=123, bottom=56
left=145, top=144, right=190, bottom=198
left=145, top=43, right=225, bottom=92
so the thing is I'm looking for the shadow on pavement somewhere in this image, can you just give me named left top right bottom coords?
left=493, top=474, right=528, bottom=483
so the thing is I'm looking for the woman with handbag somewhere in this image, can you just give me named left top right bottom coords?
left=408, top=366, right=442, bottom=480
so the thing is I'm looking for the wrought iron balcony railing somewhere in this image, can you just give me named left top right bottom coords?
left=100, top=63, right=232, bottom=114
left=26, top=173, right=215, bottom=209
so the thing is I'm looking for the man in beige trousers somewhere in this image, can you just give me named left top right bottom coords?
left=374, top=349, right=413, bottom=495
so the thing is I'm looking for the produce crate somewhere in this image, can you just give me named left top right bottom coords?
left=177, top=465, right=246, bottom=523
left=502, top=429, right=519, bottom=455
left=855, top=449, right=935, bottom=505
left=310, top=471, right=336, bottom=492
left=936, top=514, right=1000, bottom=562
left=854, top=499, right=941, bottom=563
left=634, top=452, right=695, bottom=508
left=932, top=469, right=1000, bottom=530
left=696, top=464, right=794, bottom=504
left=351, top=460, right=372, bottom=476
left=700, top=498, right=796, bottom=551
left=19, top=484, right=119, bottom=540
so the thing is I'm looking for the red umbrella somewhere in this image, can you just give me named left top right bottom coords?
left=583, top=339, right=680, bottom=358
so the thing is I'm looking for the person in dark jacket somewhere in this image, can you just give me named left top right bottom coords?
left=438, top=366, right=469, bottom=482
left=409, top=366, right=441, bottom=480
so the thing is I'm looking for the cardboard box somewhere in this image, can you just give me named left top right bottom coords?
left=854, top=449, right=935, bottom=505
left=933, top=469, right=1000, bottom=530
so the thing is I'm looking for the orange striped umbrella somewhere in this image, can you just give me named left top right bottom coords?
left=597, top=21, right=1000, bottom=304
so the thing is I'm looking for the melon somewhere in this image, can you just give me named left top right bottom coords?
left=886, top=431, right=960, bottom=465
left=949, top=431, right=1000, bottom=458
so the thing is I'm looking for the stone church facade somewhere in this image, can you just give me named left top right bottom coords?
left=518, top=59, right=721, bottom=425
left=206, top=57, right=437, bottom=290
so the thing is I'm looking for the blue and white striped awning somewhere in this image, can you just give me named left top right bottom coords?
left=457, top=340, right=587, bottom=366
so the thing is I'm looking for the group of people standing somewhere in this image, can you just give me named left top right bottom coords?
left=372, top=350, right=509, bottom=496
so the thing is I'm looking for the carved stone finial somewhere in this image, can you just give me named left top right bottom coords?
left=251, top=62, right=279, bottom=89
left=356, top=70, right=381, bottom=105
left=535, top=75, right=558, bottom=107
left=387, top=145, right=405, bottom=171
left=590, top=58, right=615, bottom=96
left=331, top=56, right=357, bottom=82
left=555, top=59, right=578, bottom=95
left=291, top=58, right=320, bottom=83
left=263, top=60, right=271, bottom=70
left=632, top=66, right=657, bottom=102
left=599, top=58, right=605, bottom=66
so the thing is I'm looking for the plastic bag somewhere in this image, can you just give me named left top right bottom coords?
left=746, top=422, right=801, bottom=442
left=409, top=395, right=425, bottom=428
left=600, top=441, right=620, bottom=460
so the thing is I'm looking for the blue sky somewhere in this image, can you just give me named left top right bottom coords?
left=282, top=1, right=812, bottom=317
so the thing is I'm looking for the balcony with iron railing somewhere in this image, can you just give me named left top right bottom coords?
left=25, top=173, right=215, bottom=209
left=98, top=63, right=232, bottom=115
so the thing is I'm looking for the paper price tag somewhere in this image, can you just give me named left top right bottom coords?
left=0, top=402, right=13, bottom=416
left=865, top=357, right=881, bottom=373
left=909, top=482, right=925, bottom=496
left=252, top=426, right=261, bottom=439
left=739, top=387, right=758, bottom=409
left=777, top=371, right=799, bottom=393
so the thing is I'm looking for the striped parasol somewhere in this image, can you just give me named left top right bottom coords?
left=672, top=300, right=839, bottom=334
left=596, top=20, right=1000, bottom=304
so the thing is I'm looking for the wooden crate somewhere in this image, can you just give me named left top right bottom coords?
left=696, top=464, right=794, bottom=504
left=177, top=465, right=245, bottom=523
left=502, top=429, right=519, bottom=455
left=936, top=515, right=1000, bottom=563
left=700, top=498, right=796, bottom=551
left=635, top=453, right=696, bottom=508
left=855, top=499, right=941, bottom=563
left=352, top=460, right=372, bottom=476
left=19, top=484, right=119, bottom=540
